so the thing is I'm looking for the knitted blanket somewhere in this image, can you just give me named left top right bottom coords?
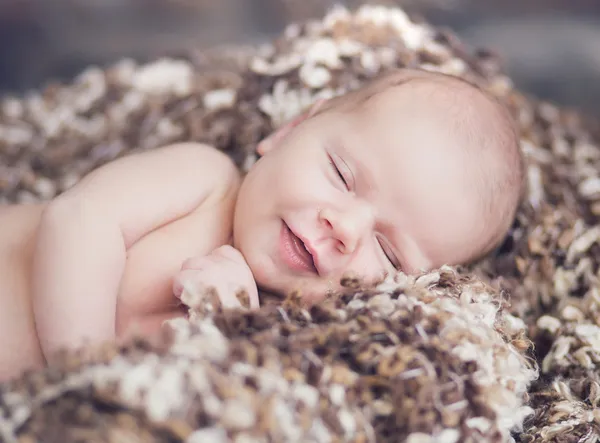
left=0, top=5, right=597, bottom=442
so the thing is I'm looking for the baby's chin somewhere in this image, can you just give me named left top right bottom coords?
left=241, top=244, right=344, bottom=306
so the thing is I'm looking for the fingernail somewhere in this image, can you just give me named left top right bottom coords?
left=173, top=282, right=182, bottom=298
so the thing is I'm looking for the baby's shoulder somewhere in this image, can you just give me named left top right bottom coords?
left=177, top=142, right=242, bottom=201
left=150, top=142, right=241, bottom=203
left=160, top=142, right=239, bottom=179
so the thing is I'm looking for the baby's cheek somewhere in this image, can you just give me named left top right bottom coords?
left=346, top=253, right=388, bottom=282
left=244, top=251, right=275, bottom=290
left=284, top=160, right=329, bottom=200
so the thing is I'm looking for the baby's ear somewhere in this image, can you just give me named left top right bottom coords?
left=256, top=99, right=327, bottom=156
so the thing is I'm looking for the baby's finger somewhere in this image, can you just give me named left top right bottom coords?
left=173, top=269, right=203, bottom=298
left=218, top=290, right=243, bottom=309
left=172, top=276, right=185, bottom=298
left=212, top=245, right=245, bottom=262
left=173, top=270, right=244, bottom=310
left=236, top=288, right=260, bottom=309
left=249, top=289, right=260, bottom=309
left=180, top=255, right=215, bottom=271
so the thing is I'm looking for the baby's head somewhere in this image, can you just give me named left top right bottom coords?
left=233, top=68, right=523, bottom=303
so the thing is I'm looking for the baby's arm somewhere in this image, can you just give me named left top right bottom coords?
left=32, top=143, right=239, bottom=361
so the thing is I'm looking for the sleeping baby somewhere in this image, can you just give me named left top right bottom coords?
left=0, top=68, right=523, bottom=381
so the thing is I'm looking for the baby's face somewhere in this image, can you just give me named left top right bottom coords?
left=233, top=82, right=487, bottom=303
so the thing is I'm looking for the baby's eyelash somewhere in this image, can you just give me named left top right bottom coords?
left=329, top=156, right=349, bottom=189
left=330, top=153, right=356, bottom=191
left=377, top=236, right=400, bottom=270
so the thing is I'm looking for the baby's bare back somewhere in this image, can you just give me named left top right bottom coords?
left=0, top=168, right=237, bottom=382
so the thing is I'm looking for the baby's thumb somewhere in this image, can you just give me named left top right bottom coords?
left=246, top=284, right=260, bottom=309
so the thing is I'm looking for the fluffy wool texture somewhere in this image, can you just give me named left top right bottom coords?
left=0, top=4, right=598, bottom=442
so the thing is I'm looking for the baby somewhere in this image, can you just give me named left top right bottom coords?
left=0, top=68, right=522, bottom=381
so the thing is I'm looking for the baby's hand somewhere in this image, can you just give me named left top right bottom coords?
left=173, top=245, right=259, bottom=310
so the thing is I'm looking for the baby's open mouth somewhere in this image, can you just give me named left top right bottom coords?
left=280, top=222, right=318, bottom=275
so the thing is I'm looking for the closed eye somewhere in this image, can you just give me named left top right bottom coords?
left=377, top=235, right=401, bottom=270
left=329, top=154, right=351, bottom=190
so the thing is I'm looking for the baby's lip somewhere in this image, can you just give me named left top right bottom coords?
left=285, top=222, right=322, bottom=276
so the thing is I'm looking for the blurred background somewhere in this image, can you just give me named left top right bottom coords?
left=1, top=0, right=600, bottom=114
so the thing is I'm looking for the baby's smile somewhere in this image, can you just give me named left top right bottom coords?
left=279, top=221, right=319, bottom=275
left=233, top=68, right=522, bottom=303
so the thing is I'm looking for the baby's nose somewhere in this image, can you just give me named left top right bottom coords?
left=320, top=203, right=374, bottom=254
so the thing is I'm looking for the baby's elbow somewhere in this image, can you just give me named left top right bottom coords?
left=40, top=197, right=76, bottom=226
left=41, top=194, right=91, bottom=226
left=40, top=195, right=115, bottom=238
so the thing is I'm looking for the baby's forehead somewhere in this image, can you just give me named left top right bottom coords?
left=360, top=74, right=484, bottom=116
left=348, top=75, right=500, bottom=151
left=317, top=71, right=486, bottom=139
left=332, top=76, right=490, bottom=187
left=321, top=70, right=504, bottom=164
